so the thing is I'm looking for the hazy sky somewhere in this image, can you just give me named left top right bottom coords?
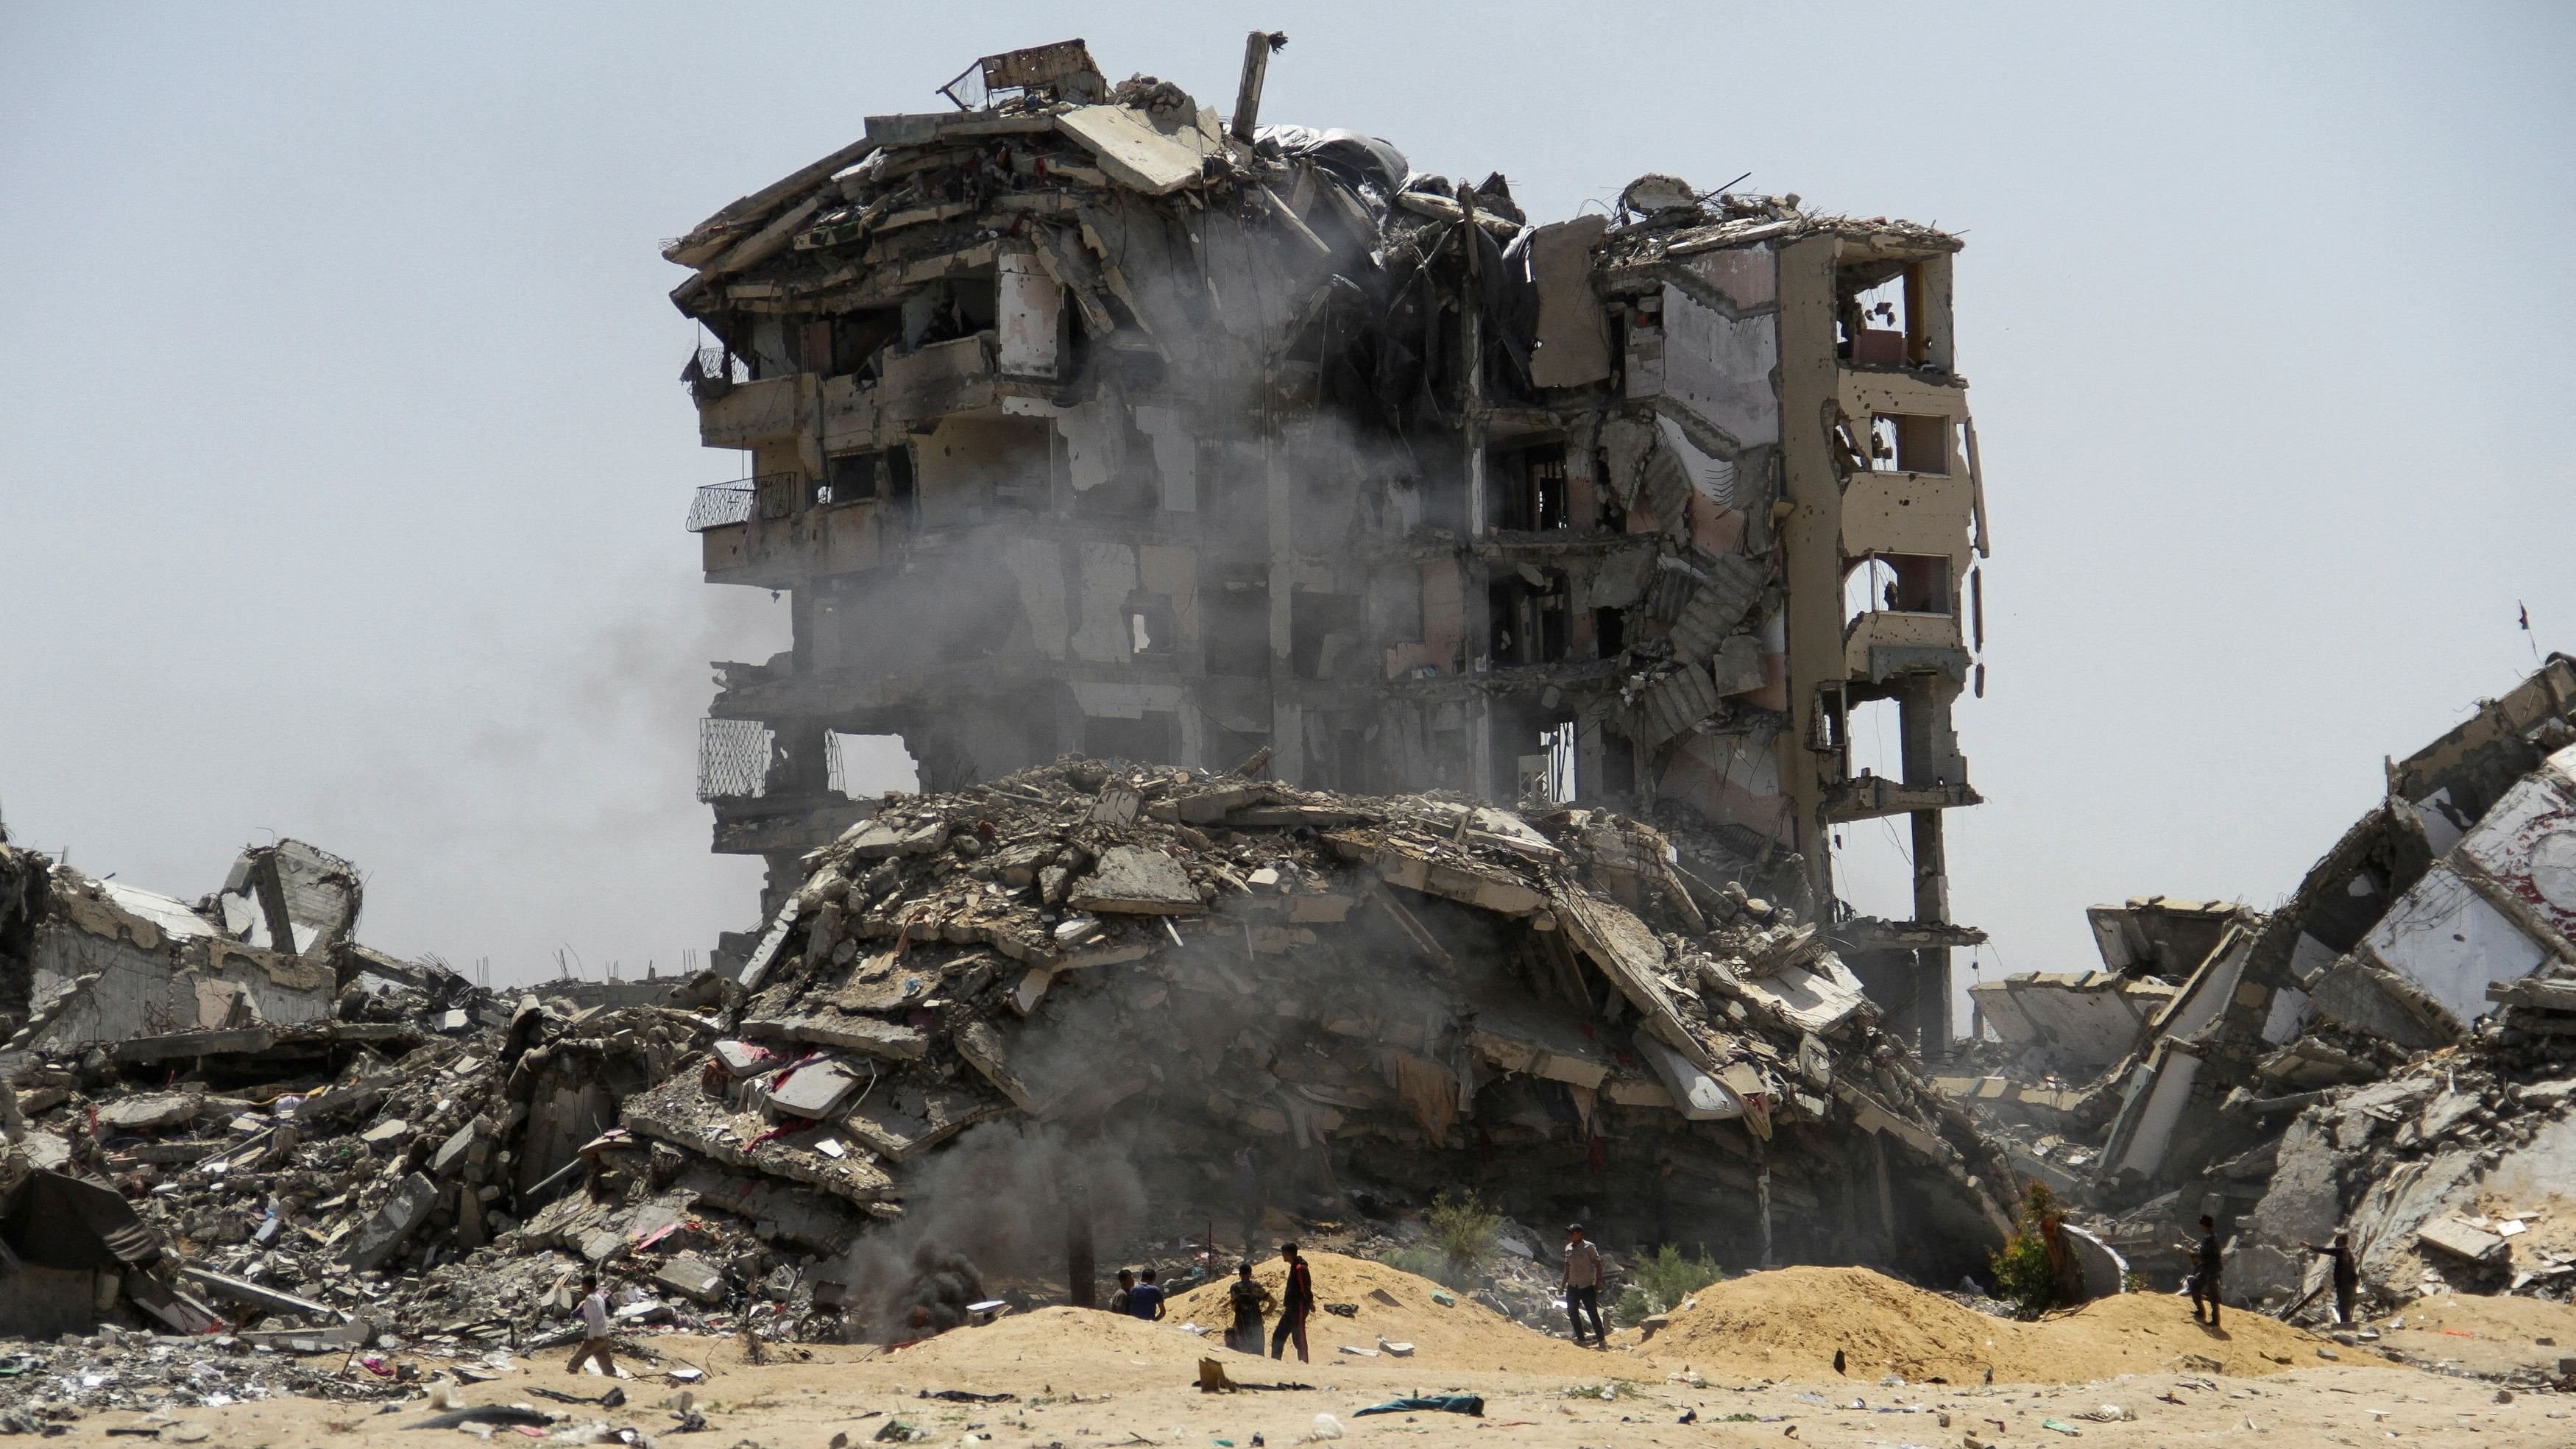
left=4, top=4, right=2569, bottom=1001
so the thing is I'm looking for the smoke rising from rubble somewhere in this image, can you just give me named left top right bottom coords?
left=835, top=1119, right=1142, bottom=1342
left=289, top=566, right=785, bottom=983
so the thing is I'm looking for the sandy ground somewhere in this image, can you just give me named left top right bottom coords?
left=36, top=1266, right=2576, bottom=1449
left=2365, top=1292, right=2576, bottom=1381
left=1632, top=1265, right=2398, bottom=1384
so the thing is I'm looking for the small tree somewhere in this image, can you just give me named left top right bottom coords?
left=1426, top=1189, right=1501, bottom=1275
left=1613, top=1244, right=1722, bottom=1325
left=1988, top=1180, right=2073, bottom=1319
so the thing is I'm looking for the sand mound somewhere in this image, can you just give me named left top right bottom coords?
left=877, top=1305, right=1199, bottom=1387
left=1640, top=1266, right=2014, bottom=1381
left=1638, top=1266, right=2393, bottom=1384
left=1165, top=1250, right=1604, bottom=1373
left=2032, top=1291, right=2377, bottom=1380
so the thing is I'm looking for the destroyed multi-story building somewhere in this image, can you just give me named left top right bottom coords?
left=666, top=38, right=1992, bottom=1047
left=1946, top=656, right=2576, bottom=1326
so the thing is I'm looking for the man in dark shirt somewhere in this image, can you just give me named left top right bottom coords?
left=2301, top=1230, right=2360, bottom=1326
left=1107, top=1267, right=1135, bottom=1317
left=1270, top=1241, right=1314, bottom=1363
left=2184, top=1215, right=2223, bottom=1328
left=1128, top=1267, right=1167, bottom=1322
left=1225, top=1261, right=1273, bottom=1353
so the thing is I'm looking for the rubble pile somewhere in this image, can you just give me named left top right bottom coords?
left=690, top=752, right=2017, bottom=1341
left=1942, top=656, right=2576, bottom=1331
left=0, top=761, right=2022, bottom=1399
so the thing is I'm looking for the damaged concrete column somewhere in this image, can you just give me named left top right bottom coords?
left=1228, top=31, right=1284, bottom=144
left=1903, top=674, right=1964, bottom=1056
left=1910, top=807, right=1953, bottom=1057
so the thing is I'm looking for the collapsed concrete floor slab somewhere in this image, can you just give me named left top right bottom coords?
left=717, top=757, right=2019, bottom=1338
left=1945, top=655, right=2576, bottom=1341
left=0, top=759, right=2019, bottom=1393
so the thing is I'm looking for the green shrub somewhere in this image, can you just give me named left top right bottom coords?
left=1629, top=1243, right=1722, bottom=1314
left=1610, top=1244, right=1722, bottom=1325
left=1426, top=1189, right=1500, bottom=1274
left=1382, top=1244, right=1475, bottom=1292
left=1988, top=1180, right=2073, bottom=1319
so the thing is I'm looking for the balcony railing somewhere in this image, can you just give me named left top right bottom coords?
left=696, top=718, right=773, bottom=801
left=687, top=481, right=757, bottom=532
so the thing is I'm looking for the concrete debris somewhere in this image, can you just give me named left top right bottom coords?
left=668, top=38, right=1989, bottom=1062
left=725, top=754, right=2017, bottom=1345
left=0, top=744, right=2042, bottom=1406
left=1942, top=656, right=2576, bottom=1334
left=2418, top=1214, right=2510, bottom=1266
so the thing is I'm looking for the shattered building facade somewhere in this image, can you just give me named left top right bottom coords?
left=1947, top=657, right=2576, bottom=1332
left=669, top=38, right=1992, bottom=1049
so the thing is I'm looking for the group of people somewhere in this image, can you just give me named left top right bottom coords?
left=2181, top=1213, right=2361, bottom=1332
left=550, top=1212, right=2374, bottom=1384
left=1101, top=1241, right=1319, bottom=1361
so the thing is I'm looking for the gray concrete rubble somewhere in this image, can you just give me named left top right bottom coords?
left=726, top=755, right=2019, bottom=1343
left=1939, top=655, right=2576, bottom=1345
left=0, top=751, right=2025, bottom=1404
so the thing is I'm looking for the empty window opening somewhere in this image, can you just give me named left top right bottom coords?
left=1844, top=275, right=1908, bottom=366
left=1845, top=555, right=1952, bottom=620
left=1488, top=570, right=1570, bottom=667
left=1290, top=589, right=1365, bottom=680
left=899, top=279, right=997, bottom=352
left=1868, top=414, right=1949, bottom=474
left=1518, top=722, right=1577, bottom=806
left=1838, top=263, right=1933, bottom=368
left=1125, top=592, right=1176, bottom=656
left=1593, top=606, right=1626, bottom=658
left=823, top=446, right=913, bottom=506
left=1203, top=571, right=1270, bottom=678
left=1844, top=557, right=1894, bottom=624
left=829, top=310, right=903, bottom=379
left=1830, top=805, right=1919, bottom=924
left=826, top=732, right=921, bottom=797
left=1494, top=444, right=1570, bottom=531
left=1839, top=695, right=1905, bottom=784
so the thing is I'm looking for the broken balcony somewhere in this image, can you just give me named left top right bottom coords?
left=1843, top=609, right=1968, bottom=687
left=1822, top=771, right=1981, bottom=823
left=698, top=718, right=875, bottom=855
left=690, top=471, right=902, bottom=589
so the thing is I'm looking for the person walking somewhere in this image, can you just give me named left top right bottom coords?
left=565, top=1273, right=616, bottom=1376
left=1108, top=1268, right=1136, bottom=1316
left=2301, top=1230, right=2360, bottom=1326
left=1128, top=1267, right=1167, bottom=1321
left=1270, top=1241, right=1314, bottom=1363
left=1225, top=1261, right=1274, bottom=1354
left=1562, top=1223, right=1607, bottom=1347
left=2183, top=1215, right=2223, bottom=1328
